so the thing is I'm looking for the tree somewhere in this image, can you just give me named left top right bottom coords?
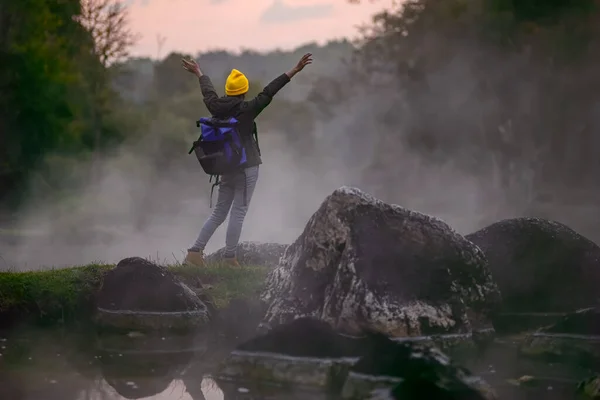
left=333, top=0, right=600, bottom=216
left=75, top=0, right=139, bottom=183
left=0, top=0, right=92, bottom=205
left=77, top=0, right=139, bottom=67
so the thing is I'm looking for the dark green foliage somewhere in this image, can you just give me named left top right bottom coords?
left=0, top=0, right=130, bottom=207
left=0, top=264, right=112, bottom=324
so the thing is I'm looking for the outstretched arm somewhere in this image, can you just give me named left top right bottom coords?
left=247, top=53, right=313, bottom=118
left=181, top=57, right=219, bottom=114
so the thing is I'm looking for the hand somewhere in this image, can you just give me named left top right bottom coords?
left=293, top=53, right=313, bottom=73
left=181, top=57, right=202, bottom=77
left=286, top=53, right=313, bottom=79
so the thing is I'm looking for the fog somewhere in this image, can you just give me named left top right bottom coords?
left=2, top=126, right=506, bottom=269
left=3, top=42, right=600, bottom=270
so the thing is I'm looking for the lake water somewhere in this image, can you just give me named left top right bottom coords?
left=0, top=325, right=594, bottom=400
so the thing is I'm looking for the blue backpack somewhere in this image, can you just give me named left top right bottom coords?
left=188, top=117, right=248, bottom=206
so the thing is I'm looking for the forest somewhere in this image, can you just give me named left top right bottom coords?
left=2, top=0, right=600, bottom=266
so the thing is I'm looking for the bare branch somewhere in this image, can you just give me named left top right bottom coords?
left=76, top=0, right=139, bottom=66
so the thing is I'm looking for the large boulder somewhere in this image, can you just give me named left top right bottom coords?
left=206, top=241, right=288, bottom=268
left=465, top=218, right=600, bottom=314
left=260, top=187, right=501, bottom=337
left=95, top=257, right=211, bottom=331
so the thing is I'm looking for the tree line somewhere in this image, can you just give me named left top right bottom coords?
left=0, top=0, right=137, bottom=208
left=0, top=0, right=354, bottom=212
left=2, top=0, right=600, bottom=234
left=317, top=0, right=600, bottom=227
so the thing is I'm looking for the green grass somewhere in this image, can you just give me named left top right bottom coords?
left=0, top=262, right=269, bottom=325
left=171, top=263, right=268, bottom=308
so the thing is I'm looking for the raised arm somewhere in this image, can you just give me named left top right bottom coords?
left=198, top=75, right=219, bottom=114
left=181, top=57, right=219, bottom=114
left=246, top=53, right=313, bottom=118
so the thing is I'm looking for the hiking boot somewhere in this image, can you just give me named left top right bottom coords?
left=223, top=257, right=241, bottom=267
left=184, top=250, right=205, bottom=267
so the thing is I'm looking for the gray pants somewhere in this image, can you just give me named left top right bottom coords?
left=190, top=166, right=259, bottom=257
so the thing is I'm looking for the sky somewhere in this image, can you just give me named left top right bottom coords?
left=126, top=0, right=394, bottom=58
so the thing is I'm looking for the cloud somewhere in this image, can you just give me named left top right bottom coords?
left=126, top=0, right=390, bottom=57
left=260, top=0, right=334, bottom=24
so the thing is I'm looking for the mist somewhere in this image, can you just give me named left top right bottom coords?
left=4, top=33, right=600, bottom=270
left=1, top=108, right=515, bottom=270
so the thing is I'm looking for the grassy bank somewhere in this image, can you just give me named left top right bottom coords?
left=0, top=263, right=268, bottom=326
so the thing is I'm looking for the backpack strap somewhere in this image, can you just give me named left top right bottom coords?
left=209, top=174, right=220, bottom=208
left=188, top=139, right=199, bottom=154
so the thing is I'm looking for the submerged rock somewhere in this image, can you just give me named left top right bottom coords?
left=217, top=318, right=363, bottom=390
left=217, top=317, right=495, bottom=399
left=206, top=241, right=288, bottom=268
left=344, top=333, right=497, bottom=400
left=95, top=257, right=210, bottom=331
left=261, top=187, right=500, bottom=337
left=520, top=307, right=600, bottom=367
left=466, top=218, right=600, bottom=316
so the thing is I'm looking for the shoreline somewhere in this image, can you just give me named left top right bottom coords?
left=0, top=263, right=269, bottom=328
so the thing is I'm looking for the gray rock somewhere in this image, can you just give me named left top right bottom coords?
left=206, top=241, right=288, bottom=268
left=346, top=337, right=498, bottom=400
left=466, top=218, right=600, bottom=314
left=217, top=317, right=496, bottom=398
left=217, top=318, right=362, bottom=390
left=95, top=257, right=210, bottom=331
left=261, top=187, right=501, bottom=337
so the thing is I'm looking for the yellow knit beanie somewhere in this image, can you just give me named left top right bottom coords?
left=225, top=69, right=249, bottom=96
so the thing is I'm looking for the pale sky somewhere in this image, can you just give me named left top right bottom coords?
left=126, top=0, right=394, bottom=57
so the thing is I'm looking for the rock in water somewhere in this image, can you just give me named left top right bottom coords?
left=345, top=335, right=497, bottom=400
left=218, top=317, right=364, bottom=390
left=520, top=307, right=600, bottom=366
left=261, top=187, right=501, bottom=337
left=218, top=317, right=495, bottom=399
left=95, top=257, right=210, bottom=331
left=466, top=218, right=600, bottom=313
left=206, top=241, right=288, bottom=268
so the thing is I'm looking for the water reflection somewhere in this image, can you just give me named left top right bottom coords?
left=1, top=327, right=226, bottom=400
left=1, top=325, right=593, bottom=400
left=98, top=331, right=197, bottom=398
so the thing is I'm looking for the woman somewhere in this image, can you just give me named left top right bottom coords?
left=181, top=53, right=313, bottom=267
